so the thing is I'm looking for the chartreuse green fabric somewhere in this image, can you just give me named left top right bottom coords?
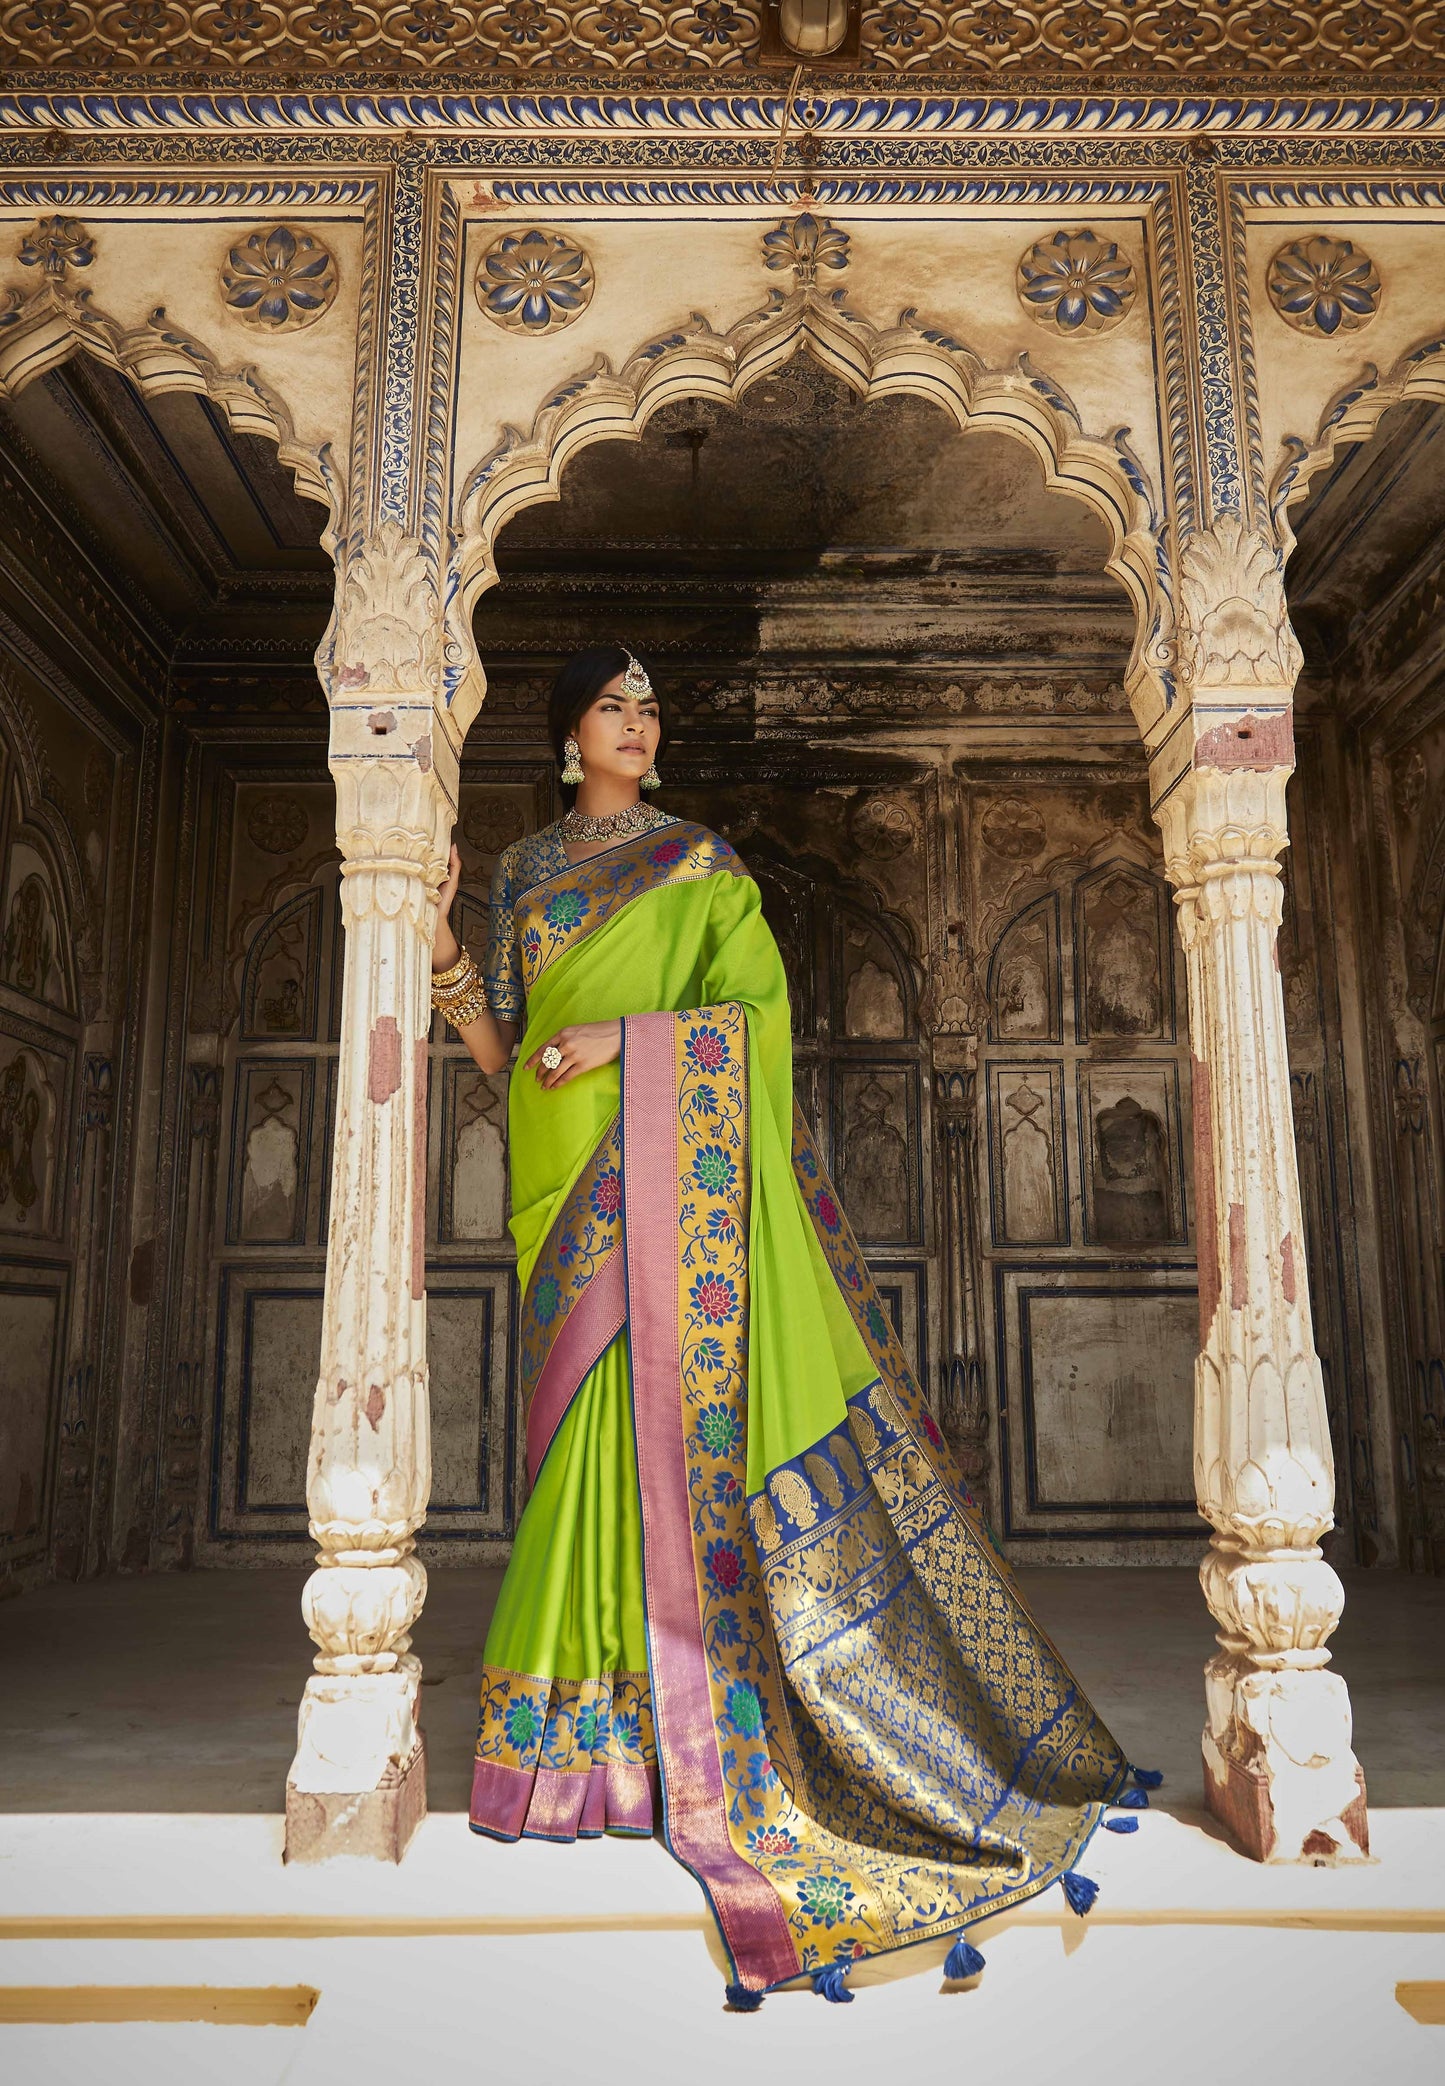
left=484, top=865, right=873, bottom=1680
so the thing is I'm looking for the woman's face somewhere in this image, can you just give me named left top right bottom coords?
left=573, top=671, right=661, bottom=785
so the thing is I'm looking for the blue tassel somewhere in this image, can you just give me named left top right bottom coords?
left=812, top=1967, right=854, bottom=2004
left=724, top=1984, right=763, bottom=2013
left=1116, top=1784, right=1149, bottom=1809
left=1104, top=1816, right=1139, bottom=1833
left=1062, top=1869, right=1099, bottom=1917
left=1132, top=1765, right=1164, bottom=1789
left=943, top=1938, right=986, bottom=1980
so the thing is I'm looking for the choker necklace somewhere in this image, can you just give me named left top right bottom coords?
left=559, top=803, right=672, bottom=843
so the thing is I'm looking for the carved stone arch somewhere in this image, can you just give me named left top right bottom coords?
left=230, top=854, right=342, bottom=1044
left=988, top=891, right=1062, bottom=1047
left=0, top=275, right=343, bottom=546
left=452, top=287, right=1167, bottom=741
left=1271, top=331, right=1445, bottom=556
left=0, top=663, right=87, bottom=919
left=0, top=661, right=86, bottom=1012
left=1072, top=854, right=1175, bottom=1046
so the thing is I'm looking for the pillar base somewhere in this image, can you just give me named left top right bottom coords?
left=285, top=1732, right=427, bottom=1864
left=1202, top=1653, right=1369, bottom=1863
left=283, top=1660, right=427, bottom=1864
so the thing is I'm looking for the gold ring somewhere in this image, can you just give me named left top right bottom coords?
left=540, top=1044, right=563, bottom=1071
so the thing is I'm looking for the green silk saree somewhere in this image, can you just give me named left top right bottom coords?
left=469, top=817, right=1134, bottom=2001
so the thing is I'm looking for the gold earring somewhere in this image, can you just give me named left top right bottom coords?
left=561, top=736, right=584, bottom=785
left=640, top=759, right=661, bottom=791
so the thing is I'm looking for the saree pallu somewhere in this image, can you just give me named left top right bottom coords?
left=470, top=821, right=1130, bottom=1997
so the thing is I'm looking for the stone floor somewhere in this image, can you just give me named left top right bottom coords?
left=0, top=1565, right=1442, bottom=2086
left=1, top=1564, right=1442, bottom=1813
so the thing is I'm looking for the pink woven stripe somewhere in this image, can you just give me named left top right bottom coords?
left=469, top=1756, right=658, bottom=1842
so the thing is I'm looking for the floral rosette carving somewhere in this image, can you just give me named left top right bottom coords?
left=1017, top=228, right=1136, bottom=336
left=476, top=227, right=595, bottom=336
left=1266, top=235, right=1380, bottom=337
left=220, top=224, right=338, bottom=331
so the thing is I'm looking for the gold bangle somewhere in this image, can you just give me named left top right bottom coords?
left=431, top=952, right=473, bottom=991
left=431, top=957, right=478, bottom=1009
left=441, top=981, right=490, bottom=1032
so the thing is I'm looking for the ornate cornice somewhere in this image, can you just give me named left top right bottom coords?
left=4, top=2, right=1445, bottom=85
left=4, top=87, right=1445, bottom=139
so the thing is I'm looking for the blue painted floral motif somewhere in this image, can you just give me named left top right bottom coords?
left=533, top=1273, right=562, bottom=1326
left=220, top=223, right=338, bottom=331
left=712, top=1607, right=742, bottom=1646
left=1266, top=235, right=1380, bottom=337
left=1017, top=228, right=1136, bottom=335
left=590, top=1168, right=622, bottom=1222
left=476, top=226, right=595, bottom=335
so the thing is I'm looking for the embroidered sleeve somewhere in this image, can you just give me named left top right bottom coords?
left=484, top=844, right=525, bottom=1022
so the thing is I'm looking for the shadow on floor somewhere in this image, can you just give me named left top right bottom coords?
left=0, top=1564, right=1440, bottom=1815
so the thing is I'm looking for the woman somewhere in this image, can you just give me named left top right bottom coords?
left=431, top=644, right=1147, bottom=2007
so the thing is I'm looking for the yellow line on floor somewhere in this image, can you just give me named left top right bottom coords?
left=0, top=1986, right=318, bottom=2025
left=1, top=1907, right=1443, bottom=1941
left=1396, top=1982, right=1445, bottom=2024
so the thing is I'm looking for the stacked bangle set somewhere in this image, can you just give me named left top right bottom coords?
left=431, top=950, right=489, bottom=1031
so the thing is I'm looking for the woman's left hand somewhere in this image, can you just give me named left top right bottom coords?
left=525, top=1020, right=623, bottom=1090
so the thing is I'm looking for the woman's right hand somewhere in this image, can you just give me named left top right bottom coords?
left=433, top=843, right=463, bottom=973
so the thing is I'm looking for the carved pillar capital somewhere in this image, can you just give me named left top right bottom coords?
left=1175, top=515, right=1302, bottom=702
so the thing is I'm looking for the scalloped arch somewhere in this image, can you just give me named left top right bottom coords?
left=452, top=287, right=1166, bottom=742
left=1271, top=330, right=1445, bottom=558
left=0, top=285, right=343, bottom=543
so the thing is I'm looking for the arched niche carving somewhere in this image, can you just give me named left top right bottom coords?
left=452, top=285, right=1167, bottom=743
left=234, top=866, right=346, bottom=1046
left=989, top=893, right=1062, bottom=1047
left=1073, top=859, right=1175, bottom=1045
left=1272, top=331, right=1445, bottom=555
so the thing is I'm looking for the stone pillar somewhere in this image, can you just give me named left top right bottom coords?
left=285, top=524, right=455, bottom=1863
left=1153, top=518, right=1367, bottom=1864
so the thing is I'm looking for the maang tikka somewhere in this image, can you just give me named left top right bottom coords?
left=621, top=649, right=662, bottom=790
